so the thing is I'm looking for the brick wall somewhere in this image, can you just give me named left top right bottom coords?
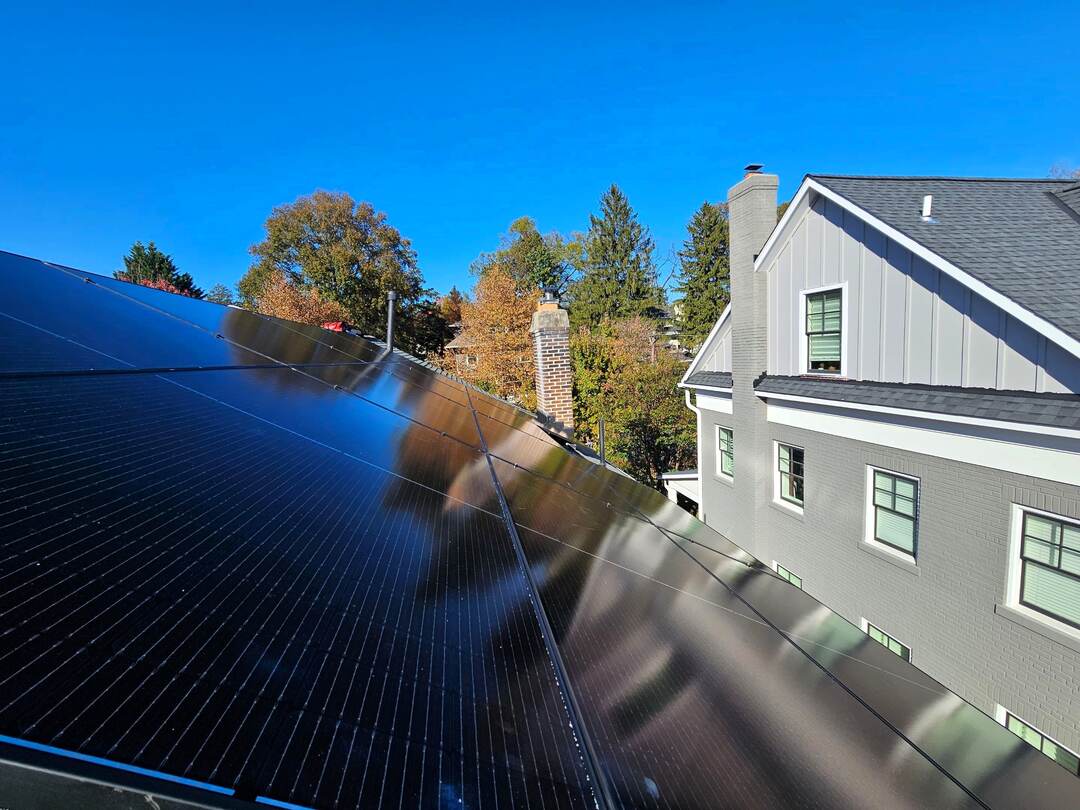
left=531, top=306, right=573, bottom=437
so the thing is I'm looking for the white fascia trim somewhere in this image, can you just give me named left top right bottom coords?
left=680, top=303, right=732, bottom=384
left=696, top=392, right=733, bottom=414
left=760, top=178, right=1080, bottom=360
left=766, top=401, right=1080, bottom=487
left=678, top=382, right=733, bottom=394
left=757, top=390, right=1080, bottom=440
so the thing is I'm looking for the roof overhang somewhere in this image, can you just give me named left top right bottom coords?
left=754, top=177, right=1080, bottom=361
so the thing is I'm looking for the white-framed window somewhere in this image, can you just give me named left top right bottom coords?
left=863, top=467, right=919, bottom=560
left=798, top=283, right=848, bottom=376
left=994, top=705, right=1080, bottom=776
left=772, top=561, right=802, bottom=589
left=859, top=617, right=911, bottom=662
left=773, top=441, right=804, bottom=513
left=1005, top=505, right=1080, bottom=634
left=715, top=426, right=734, bottom=479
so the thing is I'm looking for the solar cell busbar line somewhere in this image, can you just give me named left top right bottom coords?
left=0, top=250, right=1077, bottom=809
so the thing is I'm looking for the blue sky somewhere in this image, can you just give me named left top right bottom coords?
left=2, top=1, right=1077, bottom=297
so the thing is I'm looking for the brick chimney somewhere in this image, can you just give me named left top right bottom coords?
left=531, top=288, right=573, bottom=438
left=729, top=164, right=778, bottom=557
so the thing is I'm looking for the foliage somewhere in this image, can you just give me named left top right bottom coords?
left=471, top=216, right=579, bottom=295
left=440, top=265, right=538, bottom=408
left=777, top=200, right=791, bottom=219
left=569, top=185, right=664, bottom=330
left=205, top=283, right=236, bottom=306
left=135, top=278, right=201, bottom=298
left=674, top=201, right=730, bottom=348
left=238, top=190, right=446, bottom=354
left=438, top=286, right=466, bottom=324
left=572, top=317, right=695, bottom=488
left=116, top=241, right=203, bottom=298
left=1049, top=163, right=1080, bottom=179
left=253, top=269, right=348, bottom=325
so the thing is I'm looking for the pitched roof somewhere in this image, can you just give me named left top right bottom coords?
left=684, top=370, right=732, bottom=389
left=755, top=374, right=1080, bottom=431
left=809, top=175, right=1080, bottom=346
left=2, top=249, right=1078, bottom=808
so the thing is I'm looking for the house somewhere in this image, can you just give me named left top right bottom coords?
left=679, top=168, right=1080, bottom=773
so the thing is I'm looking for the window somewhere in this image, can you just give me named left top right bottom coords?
left=774, top=562, right=802, bottom=589
left=777, top=444, right=804, bottom=507
left=1002, top=710, right=1080, bottom=776
left=1018, top=511, right=1080, bottom=630
left=863, top=620, right=911, bottom=662
left=716, top=427, right=734, bottom=478
left=871, top=470, right=919, bottom=557
left=805, top=288, right=842, bottom=374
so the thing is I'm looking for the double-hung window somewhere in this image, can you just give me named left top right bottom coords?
left=777, top=444, right=804, bottom=507
left=864, top=620, right=911, bottom=662
left=716, top=427, right=734, bottom=479
left=1018, top=512, right=1080, bottom=629
left=872, top=470, right=919, bottom=557
left=805, top=288, right=842, bottom=374
left=1002, top=710, right=1080, bottom=775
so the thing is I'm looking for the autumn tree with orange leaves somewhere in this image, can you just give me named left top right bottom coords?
left=442, top=265, right=538, bottom=408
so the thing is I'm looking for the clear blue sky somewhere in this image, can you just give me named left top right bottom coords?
left=2, top=1, right=1077, bottom=297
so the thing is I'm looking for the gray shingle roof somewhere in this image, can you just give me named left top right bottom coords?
left=755, top=375, right=1080, bottom=431
left=809, top=176, right=1080, bottom=345
left=684, top=370, right=732, bottom=389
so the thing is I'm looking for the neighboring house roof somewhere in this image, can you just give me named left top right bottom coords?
left=804, top=175, right=1080, bottom=352
left=756, top=375, right=1080, bottom=433
left=2, top=249, right=1076, bottom=807
left=443, top=332, right=477, bottom=350
left=684, top=370, right=732, bottom=389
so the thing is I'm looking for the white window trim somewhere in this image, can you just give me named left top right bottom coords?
left=862, top=466, right=919, bottom=564
left=798, top=281, right=849, bottom=378
left=994, top=704, right=1080, bottom=763
left=1002, top=504, right=1080, bottom=645
left=859, top=617, right=912, bottom=662
left=772, top=440, right=804, bottom=516
left=714, top=425, right=734, bottom=481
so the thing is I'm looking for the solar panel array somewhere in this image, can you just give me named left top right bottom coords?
left=0, top=250, right=1076, bottom=809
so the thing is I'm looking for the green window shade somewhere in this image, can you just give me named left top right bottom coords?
left=873, top=471, right=919, bottom=557
left=805, top=289, right=842, bottom=373
left=1020, top=512, right=1080, bottom=629
left=776, top=564, right=802, bottom=589
left=1005, top=712, right=1080, bottom=775
left=717, top=428, right=734, bottom=477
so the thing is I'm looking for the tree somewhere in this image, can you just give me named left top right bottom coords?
left=205, top=283, right=236, bottom=306
left=116, top=241, right=203, bottom=298
left=1049, top=163, right=1080, bottom=179
left=471, top=217, right=578, bottom=295
left=135, top=278, right=201, bottom=298
left=674, top=201, right=730, bottom=348
left=254, top=269, right=347, bottom=325
left=571, top=317, right=694, bottom=488
left=238, top=190, right=445, bottom=354
left=438, top=286, right=466, bottom=324
left=569, top=185, right=664, bottom=330
left=440, top=265, right=538, bottom=408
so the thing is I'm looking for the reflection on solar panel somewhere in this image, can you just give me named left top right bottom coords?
left=1, top=249, right=1077, bottom=809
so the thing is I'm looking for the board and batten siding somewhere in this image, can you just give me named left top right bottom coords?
left=693, top=316, right=733, bottom=373
left=766, top=193, right=1080, bottom=393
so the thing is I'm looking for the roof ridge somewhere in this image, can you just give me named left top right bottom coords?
left=808, top=174, right=1072, bottom=183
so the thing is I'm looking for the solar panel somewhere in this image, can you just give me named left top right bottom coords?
left=1, top=250, right=1077, bottom=808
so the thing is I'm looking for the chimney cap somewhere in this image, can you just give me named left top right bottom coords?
left=744, top=163, right=764, bottom=174
left=540, top=285, right=560, bottom=304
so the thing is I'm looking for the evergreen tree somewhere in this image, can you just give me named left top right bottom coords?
left=471, top=216, right=577, bottom=295
left=115, top=241, right=203, bottom=298
left=570, top=185, right=663, bottom=330
left=674, top=201, right=730, bottom=348
left=205, top=283, right=236, bottom=306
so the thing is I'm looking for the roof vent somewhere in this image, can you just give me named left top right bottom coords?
left=920, top=194, right=936, bottom=223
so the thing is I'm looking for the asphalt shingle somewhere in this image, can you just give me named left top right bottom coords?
left=684, top=370, right=732, bottom=389
left=809, top=176, right=1080, bottom=345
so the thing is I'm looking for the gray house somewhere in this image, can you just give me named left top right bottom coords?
left=679, top=168, right=1080, bottom=773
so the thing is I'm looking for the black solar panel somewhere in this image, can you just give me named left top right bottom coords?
left=1, top=249, right=1077, bottom=809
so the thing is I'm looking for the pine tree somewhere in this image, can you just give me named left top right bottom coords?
left=674, top=201, right=730, bottom=348
left=569, top=185, right=663, bottom=330
left=115, top=241, right=203, bottom=298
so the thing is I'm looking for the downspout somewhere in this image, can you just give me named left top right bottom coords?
left=683, top=386, right=704, bottom=522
